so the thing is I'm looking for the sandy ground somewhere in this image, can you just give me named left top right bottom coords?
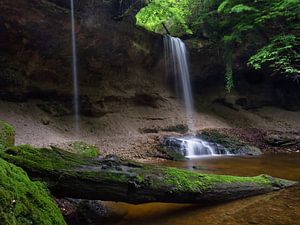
left=0, top=99, right=299, bottom=160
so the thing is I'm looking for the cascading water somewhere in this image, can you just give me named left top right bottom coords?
left=179, top=137, right=230, bottom=158
left=71, top=0, right=80, bottom=133
left=164, top=35, right=231, bottom=158
left=164, top=35, right=194, bottom=132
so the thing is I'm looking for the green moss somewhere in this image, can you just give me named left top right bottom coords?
left=100, top=171, right=130, bottom=183
left=0, top=144, right=293, bottom=199
left=0, top=145, right=94, bottom=173
left=156, top=167, right=284, bottom=192
left=163, top=167, right=206, bottom=191
left=0, top=120, right=15, bottom=147
left=69, top=141, right=100, bottom=158
left=0, top=158, right=66, bottom=225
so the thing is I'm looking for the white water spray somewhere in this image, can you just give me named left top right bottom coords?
left=164, top=35, right=194, bottom=132
left=179, top=137, right=230, bottom=158
left=71, top=0, right=80, bottom=133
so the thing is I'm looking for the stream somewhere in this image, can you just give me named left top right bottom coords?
left=95, top=154, right=300, bottom=225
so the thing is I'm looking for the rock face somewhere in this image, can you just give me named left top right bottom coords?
left=263, top=133, right=300, bottom=147
left=187, top=37, right=300, bottom=111
left=0, top=0, right=164, bottom=115
left=1, top=0, right=299, bottom=118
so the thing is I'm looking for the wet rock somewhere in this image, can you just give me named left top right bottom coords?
left=159, top=137, right=186, bottom=161
left=198, top=130, right=262, bottom=156
left=77, top=200, right=108, bottom=224
left=263, top=133, right=300, bottom=147
left=56, top=198, right=109, bottom=224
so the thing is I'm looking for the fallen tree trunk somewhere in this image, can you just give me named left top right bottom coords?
left=0, top=145, right=296, bottom=204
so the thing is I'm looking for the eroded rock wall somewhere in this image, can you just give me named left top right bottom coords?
left=0, top=0, right=165, bottom=116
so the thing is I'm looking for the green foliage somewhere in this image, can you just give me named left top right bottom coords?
left=213, top=0, right=300, bottom=87
left=248, top=34, right=300, bottom=77
left=230, top=4, right=257, bottom=13
left=136, top=0, right=300, bottom=90
left=0, top=158, right=66, bottom=225
left=225, top=42, right=234, bottom=92
left=136, top=0, right=192, bottom=36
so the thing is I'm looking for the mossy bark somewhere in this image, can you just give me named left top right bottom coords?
left=0, top=145, right=296, bottom=204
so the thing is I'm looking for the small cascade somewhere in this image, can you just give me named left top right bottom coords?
left=179, top=137, right=230, bottom=158
left=71, top=0, right=80, bottom=133
left=164, top=136, right=231, bottom=159
left=164, top=35, right=194, bottom=132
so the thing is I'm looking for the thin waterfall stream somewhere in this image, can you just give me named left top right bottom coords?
left=164, top=35, right=195, bottom=132
left=164, top=35, right=229, bottom=158
left=71, top=0, right=80, bottom=133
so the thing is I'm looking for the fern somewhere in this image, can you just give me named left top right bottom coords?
left=230, top=4, right=257, bottom=13
left=248, top=35, right=300, bottom=77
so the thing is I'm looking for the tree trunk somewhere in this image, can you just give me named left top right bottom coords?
left=0, top=145, right=296, bottom=204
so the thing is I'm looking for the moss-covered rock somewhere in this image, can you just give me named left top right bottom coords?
left=0, top=119, right=15, bottom=148
left=0, top=158, right=66, bottom=225
left=159, top=137, right=186, bottom=161
left=69, top=141, right=100, bottom=157
left=263, top=133, right=300, bottom=147
left=198, top=130, right=262, bottom=156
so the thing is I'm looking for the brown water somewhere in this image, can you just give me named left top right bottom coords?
left=97, top=154, right=300, bottom=225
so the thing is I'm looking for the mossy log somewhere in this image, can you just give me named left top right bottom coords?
left=0, top=145, right=296, bottom=204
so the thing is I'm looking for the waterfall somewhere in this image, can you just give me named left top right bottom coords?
left=164, top=35, right=194, bottom=132
left=179, top=137, right=230, bottom=158
left=164, top=36, right=232, bottom=158
left=71, top=0, right=80, bottom=133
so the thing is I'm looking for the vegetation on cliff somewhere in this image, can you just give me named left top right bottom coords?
left=136, top=0, right=300, bottom=90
